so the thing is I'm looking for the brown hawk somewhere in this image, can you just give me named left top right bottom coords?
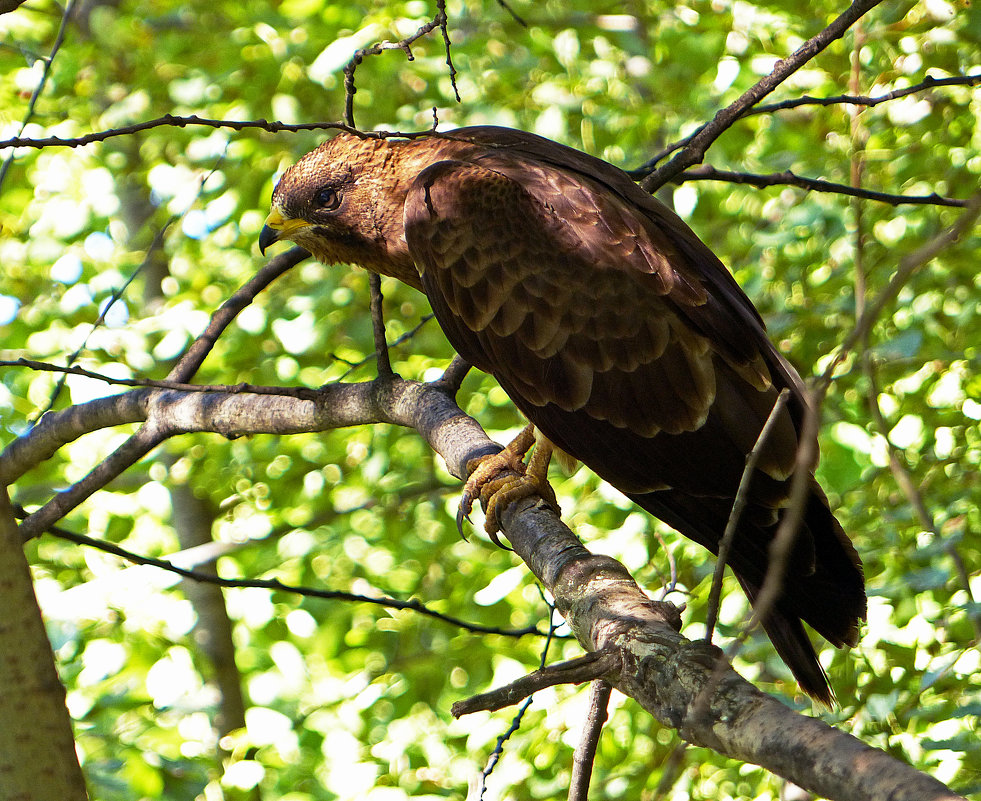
left=258, top=126, right=866, bottom=703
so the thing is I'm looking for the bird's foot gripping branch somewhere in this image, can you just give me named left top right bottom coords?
left=457, top=421, right=560, bottom=544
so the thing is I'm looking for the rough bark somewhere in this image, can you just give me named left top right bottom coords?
left=0, top=375, right=968, bottom=800
left=0, top=488, right=88, bottom=801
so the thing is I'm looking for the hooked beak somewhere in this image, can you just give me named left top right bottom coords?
left=259, top=209, right=313, bottom=254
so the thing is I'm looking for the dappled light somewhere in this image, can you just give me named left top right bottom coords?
left=0, top=1, right=978, bottom=800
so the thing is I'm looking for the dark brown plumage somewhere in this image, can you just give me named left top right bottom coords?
left=259, top=126, right=866, bottom=703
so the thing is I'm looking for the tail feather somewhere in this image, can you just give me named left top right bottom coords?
left=628, top=481, right=866, bottom=703
left=736, top=576, right=834, bottom=706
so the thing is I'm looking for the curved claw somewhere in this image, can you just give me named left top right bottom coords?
left=456, top=424, right=560, bottom=547
left=456, top=488, right=475, bottom=539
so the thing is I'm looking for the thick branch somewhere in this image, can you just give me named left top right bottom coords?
left=1, top=361, right=967, bottom=800
left=492, top=498, right=964, bottom=801
left=3, top=375, right=501, bottom=539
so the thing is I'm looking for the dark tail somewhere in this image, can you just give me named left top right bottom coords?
left=628, top=480, right=866, bottom=704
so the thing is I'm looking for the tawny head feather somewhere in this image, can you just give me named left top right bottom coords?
left=260, top=133, right=423, bottom=286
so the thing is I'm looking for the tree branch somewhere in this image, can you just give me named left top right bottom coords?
left=641, top=0, right=885, bottom=192
left=676, top=165, right=968, bottom=208
left=34, top=519, right=547, bottom=639
left=750, top=74, right=981, bottom=115
left=342, top=0, right=459, bottom=128
left=452, top=650, right=620, bottom=716
left=0, top=115, right=352, bottom=151
left=569, top=679, right=613, bottom=801
left=632, top=73, right=981, bottom=176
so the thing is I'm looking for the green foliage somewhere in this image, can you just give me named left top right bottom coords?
left=1, top=0, right=979, bottom=798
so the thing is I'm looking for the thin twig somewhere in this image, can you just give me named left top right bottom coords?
left=704, top=389, right=791, bottom=644
left=334, top=314, right=436, bottom=380
left=0, top=115, right=351, bottom=151
left=750, top=73, right=981, bottom=115
left=676, top=165, right=967, bottom=208
left=476, top=601, right=560, bottom=799
left=0, top=359, right=329, bottom=398
left=368, top=273, right=393, bottom=376
left=494, top=0, right=527, bottom=26
left=641, top=0, right=886, bottom=192
left=569, top=679, right=613, bottom=801
left=342, top=0, right=459, bottom=128
left=434, top=0, right=461, bottom=102
left=0, top=0, right=75, bottom=192
left=35, top=519, right=548, bottom=639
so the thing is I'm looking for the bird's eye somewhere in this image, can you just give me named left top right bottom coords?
left=314, top=187, right=341, bottom=210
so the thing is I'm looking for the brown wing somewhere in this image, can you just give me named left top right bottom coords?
left=402, top=135, right=865, bottom=702
left=403, top=150, right=798, bottom=496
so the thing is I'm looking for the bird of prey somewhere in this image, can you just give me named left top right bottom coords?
left=259, top=126, right=866, bottom=703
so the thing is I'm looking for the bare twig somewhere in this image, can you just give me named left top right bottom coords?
left=704, top=389, right=791, bottom=644
left=751, top=73, right=981, bottom=115
left=434, top=0, right=460, bottom=102
left=368, top=273, right=393, bottom=376
left=342, top=0, right=459, bottom=128
left=641, top=0, right=885, bottom=192
left=494, top=0, right=527, bottom=27
left=676, top=165, right=967, bottom=208
left=453, top=649, right=619, bottom=716
left=0, top=359, right=324, bottom=398
left=332, top=314, right=436, bottom=380
left=35, top=519, right=548, bottom=639
left=0, top=0, right=75, bottom=192
left=476, top=600, right=559, bottom=799
left=569, top=679, right=613, bottom=801
left=0, top=115, right=350, bottom=151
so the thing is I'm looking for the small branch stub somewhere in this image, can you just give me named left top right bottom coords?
left=451, top=648, right=621, bottom=717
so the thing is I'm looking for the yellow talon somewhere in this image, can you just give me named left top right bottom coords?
left=457, top=423, right=560, bottom=546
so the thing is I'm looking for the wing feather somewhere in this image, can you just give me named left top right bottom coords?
left=403, top=155, right=783, bottom=486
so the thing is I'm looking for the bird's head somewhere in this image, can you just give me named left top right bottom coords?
left=259, top=133, right=422, bottom=287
